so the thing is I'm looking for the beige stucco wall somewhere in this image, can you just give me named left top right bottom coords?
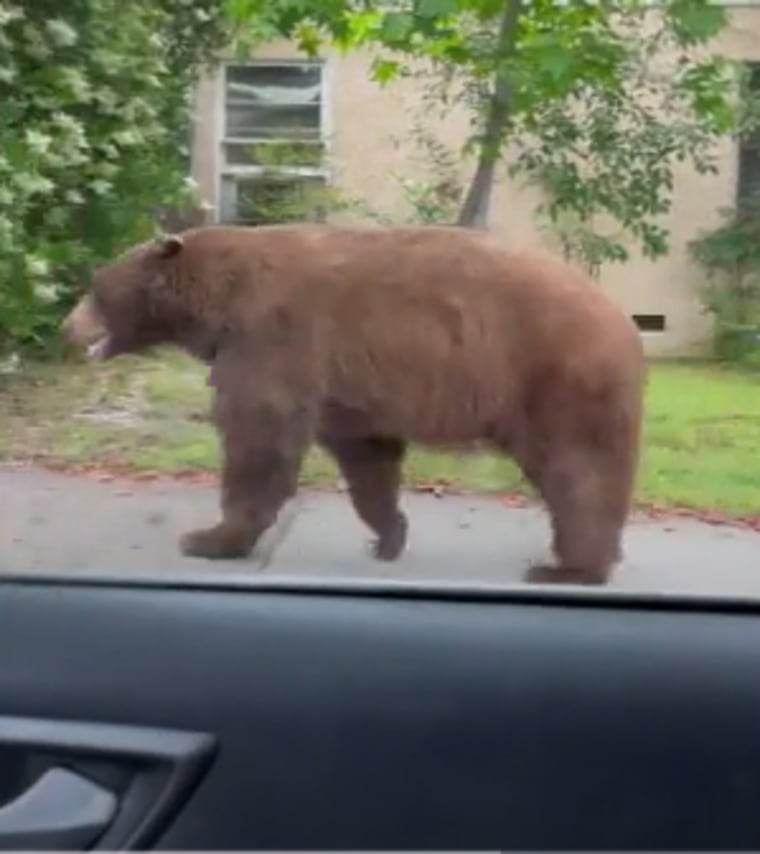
left=189, top=6, right=760, bottom=358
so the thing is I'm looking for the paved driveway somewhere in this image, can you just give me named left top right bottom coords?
left=2, top=467, right=760, bottom=598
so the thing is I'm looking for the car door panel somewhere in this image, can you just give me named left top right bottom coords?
left=1, top=577, right=759, bottom=850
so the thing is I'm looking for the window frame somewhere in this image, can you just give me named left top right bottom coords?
left=214, top=58, right=331, bottom=224
left=736, top=61, right=760, bottom=211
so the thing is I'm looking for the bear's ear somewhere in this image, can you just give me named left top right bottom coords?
left=156, top=233, right=184, bottom=258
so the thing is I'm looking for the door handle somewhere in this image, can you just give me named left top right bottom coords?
left=0, top=716, right=216, bottom=849
left=0, top=767, right=116, bottom=851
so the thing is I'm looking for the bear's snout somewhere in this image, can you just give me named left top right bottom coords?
left=61, top=295, right=101, bottom=342
left=61, top=294, right=111, bottom=360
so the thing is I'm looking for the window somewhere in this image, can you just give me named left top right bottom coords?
left=736, top=62, right=760, bottom=209
left=218, top=61, right=328, bottom=226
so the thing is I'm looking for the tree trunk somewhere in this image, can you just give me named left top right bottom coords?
left=457, top=0, right=523, bottom=228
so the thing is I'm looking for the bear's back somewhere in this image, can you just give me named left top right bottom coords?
left=180, top=222, right=604, bottom=322
left=180, top=223, right=635, bottom=362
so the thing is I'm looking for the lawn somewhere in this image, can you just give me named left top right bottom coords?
left=1, top=351, right=759, bottom=516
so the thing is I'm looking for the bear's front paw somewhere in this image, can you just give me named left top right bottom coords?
left=370, top=512, right=409, bottom=562
left=180, top=523, right=253, bottom=560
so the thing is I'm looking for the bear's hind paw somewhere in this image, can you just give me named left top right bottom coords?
left=524, top=562, right=611, bottom=586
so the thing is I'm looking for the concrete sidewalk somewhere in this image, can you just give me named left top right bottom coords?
left=2, top=466, right=760, bottom=597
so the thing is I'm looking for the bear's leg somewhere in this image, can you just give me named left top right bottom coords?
left=519, top=446, right=634, bottom=585
left=181, top=402, right=311, bottom=561
left=322, top=436, right=408, bottom=561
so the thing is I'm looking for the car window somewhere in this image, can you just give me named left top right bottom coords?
left=3, top=1, right=760, bottom=601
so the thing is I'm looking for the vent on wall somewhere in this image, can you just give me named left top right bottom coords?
left=632, top=313, right=666, bottom=332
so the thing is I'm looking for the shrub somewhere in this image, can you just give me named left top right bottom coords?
left=0, top=0, right=229, bottom=357
left=688, top=202, right=760, bottom=368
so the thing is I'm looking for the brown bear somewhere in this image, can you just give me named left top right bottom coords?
left=61, top=223, right=645, bottom=584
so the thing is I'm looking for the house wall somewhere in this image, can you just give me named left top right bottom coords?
left=189, top=5, right=760, bottom=358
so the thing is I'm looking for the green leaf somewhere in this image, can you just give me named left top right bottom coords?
left=416, top=0, right=459, bottom=19
left=667, top=0, right=727, bottom=45
left=371, top=57, right=401, bottom=84
left=380, top=11, right=415, bottom=44
left=224, top=0, right=257, bottom=23
left=294, top=22, right=323, bottom=56
left=536, top=49, right=574, bottom=83
left=343, top=9, right=383, bottom=45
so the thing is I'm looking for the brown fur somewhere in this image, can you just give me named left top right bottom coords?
left=61, top=224, right=645, bottom=584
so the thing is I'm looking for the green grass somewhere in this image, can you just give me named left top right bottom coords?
left=638, top=362, right=760, bottom=514
left=1, top=350, right=759, bottom=515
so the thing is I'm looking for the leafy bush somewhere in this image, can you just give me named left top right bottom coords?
left=689, top=202, right=760, bottom=367
left=0, top=0, right=229, bottom=357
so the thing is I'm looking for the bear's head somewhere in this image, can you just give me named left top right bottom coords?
left=61, top=233, right=191, bottom=361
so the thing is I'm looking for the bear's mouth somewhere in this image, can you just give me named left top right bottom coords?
left=86, top=334, right=112, bottom=361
